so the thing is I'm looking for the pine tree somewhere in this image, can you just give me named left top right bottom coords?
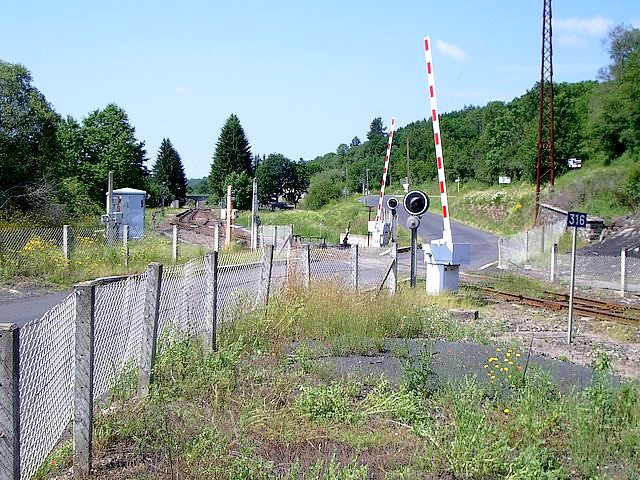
left=209, top=114, right=252, bottom=198
left=152, top=138, right=188, bottom=203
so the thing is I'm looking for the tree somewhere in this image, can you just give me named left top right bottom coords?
left=223, top=170, right=253, bottom=210
left=56, top=115, right=83, bottom=179
left=188, top=177, right=210, bottom=195
left=79, top=103, right=148, bottom=204
left=590, top=25, right=640, bottom=160
left=350, top=136, right=361, bottom=147
left=284, top=161, right=309, bottom=207
left=0, top=60, right=61, bottom=209
left=255, top=153, right=286, bottom=205
left=600, top=24, right=640, bottom=81
left=209, top=114, right=252, bottom=199
left=366, top=117, right=387, bottom=157
left=367, top=117, right=386, bottom=140
left=336, top=143, right=348, bottom=156
left=304, top=169, right=342, bottom=210
left=152, top=138, right=188, bottom=204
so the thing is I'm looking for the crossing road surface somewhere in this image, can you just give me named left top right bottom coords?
left=0, top=289, right=72, bottom=327
left=363, top=195, right=498, bottom=271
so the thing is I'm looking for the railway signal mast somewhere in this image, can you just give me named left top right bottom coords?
left=534, top=0, right=555, bottom=225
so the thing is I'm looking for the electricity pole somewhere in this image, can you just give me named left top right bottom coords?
left=534, top=0, right=555, bottom=225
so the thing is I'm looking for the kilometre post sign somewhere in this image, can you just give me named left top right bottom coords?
left=566, top=210, right=587, bottom=345
left=567, top=211, right=587, bottom=228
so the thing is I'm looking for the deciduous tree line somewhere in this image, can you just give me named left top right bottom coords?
left=0, top=60, right=189, bottom=219
left=0, top=60, right=309, bottom=218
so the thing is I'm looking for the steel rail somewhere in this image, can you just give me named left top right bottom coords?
left=472, top=285, right=639, bottom=327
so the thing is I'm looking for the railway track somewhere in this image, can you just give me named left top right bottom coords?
left=471, top=285, right=640, bottom=327
left=166, top=208, right=251, bottom=244
left=170, top=208, right=219, bottom=236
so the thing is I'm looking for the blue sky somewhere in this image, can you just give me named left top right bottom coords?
left=1, top=1, right=638, bottom=178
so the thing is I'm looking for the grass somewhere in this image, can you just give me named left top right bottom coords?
left=38, top=284, right=640, bottom=479
left=0, top=230, right=208, bottom=286
left=0, top=209, right=208, bottom=286
left=256, top=198, right=411, bottom=246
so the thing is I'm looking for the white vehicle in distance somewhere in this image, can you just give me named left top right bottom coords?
left=567, top=157, right=582, bottom=169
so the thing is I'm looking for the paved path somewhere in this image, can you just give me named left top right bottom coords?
left=0, top=289, right=72, bottom=327
left=321, top=338, right=609, bottom=392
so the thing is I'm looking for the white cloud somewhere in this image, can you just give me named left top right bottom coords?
left=435, top=40, right=469, bottom=61
left=175, top=85, right=187, bottom=95
left=559, top=34, right=586, bottom=47
left=554, top=16, right=612, bottom=36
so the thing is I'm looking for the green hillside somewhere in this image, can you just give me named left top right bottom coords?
left=305, top=25, right=639, bottom=227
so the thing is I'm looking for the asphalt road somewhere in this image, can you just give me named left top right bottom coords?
left=363, top=195, right=498, bottom=271
left=0, top=290, right=72, bottom=327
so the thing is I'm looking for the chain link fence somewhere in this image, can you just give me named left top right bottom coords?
left=259, top=224, right=293, bottom=249
left=17, top=294, right=75, bottom=480
left=498, top=220, right=566, bottom=268
left=309, top=245, right=353, bottom=286
left=93, top=273, right=148, bottom=401
left=0, top=228, right=66, bottom=275
left=498, top=220, right=640, bottom=294
left=3, top=242, right=396, bottom=479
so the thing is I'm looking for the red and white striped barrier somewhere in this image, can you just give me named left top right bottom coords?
left=424, top=37, right=452, bottom=245
left=376, top=116, right=396, bottom=222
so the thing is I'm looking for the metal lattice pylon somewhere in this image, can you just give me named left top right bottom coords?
left=534, top=0, right=555, bottom=224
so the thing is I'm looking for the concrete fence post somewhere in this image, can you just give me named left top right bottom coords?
left=351, top=244, right=359, bottom=291
left=274, top=226, right=278, bottom=249
left=214, top=224, right=219, bottom=252
left=550, top=243, right=558, bottom=283
left=388, top=241, right=398, bottom=296
left=138, top=263, right=163, bottom=398
left=204, top=252, right=218, bottom=352
left=73, top=281, right=96, bottom=479
left=172, top=225, right=178, bottom=263
left=0, top=323, right=20, bottom=480
left=289, top=224, right=294, bottom=256
left=63, top=225, right=69, bottom=260
left=304, top=244, right=311, bottom=289
left=621, top=249, right=628, bottom=297
left=123, top=225, right=129, bottom=268
left=525, top=230, right=529, bottom=262
left=259, top=245, right=274, bottom=307
left=497, top=238, right=505, bottom=269
left=541, top=225, right=546, bottom=253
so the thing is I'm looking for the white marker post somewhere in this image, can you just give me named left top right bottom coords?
left=566, top=211, right=587, bottom=344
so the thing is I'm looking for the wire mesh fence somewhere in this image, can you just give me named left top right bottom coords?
left=0, top=228, right=66, bottom=275
left=359, top=248, right=394, bottom=290
left=93, top=273, right=148, bottom=401
left=309, top=245, right=353, bottom=286
left=217, top=249, right=264, bottom=331
left=18, top=294, right=75, bottom=480
left=259, top=224, right=293, bottom=249
left=498, top=220, right=566, bottom=268
left=498, top=220, right=640, bottom=294
left=6, top=243, right=397, bottom=479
